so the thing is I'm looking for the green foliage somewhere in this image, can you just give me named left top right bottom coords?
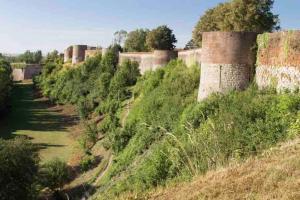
left=0, top=138, right=39, bottom=200
left=146, top=25, right=177, bottom=50
left=124, top=29, right=150, bottom=52
left=0, top=58, right=12, bottom=112
left=40, top=158, right=69, bottom=191
left=80, top=155, right=96, bottom=172
left=193, top=0, right=280, bottom=46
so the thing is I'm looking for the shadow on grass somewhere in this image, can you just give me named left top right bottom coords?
left=0, top=82, right=78, bottom=139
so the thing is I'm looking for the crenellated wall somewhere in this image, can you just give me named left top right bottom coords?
left=256, top=31, right=300, bottom=92
left=178, top=48, right=202, bottom=67
left=12, top=64, right=42, bottom=81
left=198, top=32, right=258, bottom=101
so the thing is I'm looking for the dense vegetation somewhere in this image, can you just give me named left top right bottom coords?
left=93, top=63, right=299, bottom=199
left=146, top=25, right=177, bottom=50
left=3, top=50, right=43, bottom=64
left=35, top=49, right=300, bottom=199
left=193, top=0, right=279, bottom=46
left=0, top=58, right=12, bottom=113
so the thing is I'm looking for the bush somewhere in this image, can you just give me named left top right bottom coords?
left=146, top=25, right=177, bottom=50
left=80, top=155, right=96, bottom=172
left=40, top=158, right=69, bottom=191
left=0, top=138, right=39, bottom=200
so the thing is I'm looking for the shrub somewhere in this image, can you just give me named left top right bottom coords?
left=0, top=138, right=39, bottom=200
left=0, top=58, right=12, bottom=112
left=40, top=158, right=69, bottom=191
left=80, top=155, right=96, bottom=172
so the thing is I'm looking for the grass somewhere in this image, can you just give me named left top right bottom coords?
left=121, top=137, right=300, bottom=200
left=0, top=81, right=80, bottom=163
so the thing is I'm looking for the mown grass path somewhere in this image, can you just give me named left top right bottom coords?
left=0, top=81, right=79, bottom=163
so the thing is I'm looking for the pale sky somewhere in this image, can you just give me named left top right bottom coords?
left=0, top=0, right=299, bottom=54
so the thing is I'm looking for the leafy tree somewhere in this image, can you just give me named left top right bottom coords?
left=184, top=39, right=199, bottom=50
left=146, top=25, right=177, bottom=50
left=40, top=158, right=69, bottom=191
left=0, top=138, right=39, bottom=200
left=124, top=29, right=150, bottom=52
left=193, top=0, right=280, bottom=46
left=114, top=30, right=128, bottom=46
left=19, top=50, right=43, bottom=64
left=0, top=58, right=12, bottom=112
left=45, top=50, right=63, bottom=65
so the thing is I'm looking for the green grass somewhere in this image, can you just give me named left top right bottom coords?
left=0, top=81, right=77, bottom=163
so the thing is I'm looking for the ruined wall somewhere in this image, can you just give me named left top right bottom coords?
left=256, top=31, right=300, bottom=91
left=12, top=64, right=42, bottom=81
left=72, top=45, right=88, bottom=64
left=119, top=50, right=177, bottom=74
left=64, top=46, right=73, bottom=63
left=178, top=48, right=202, bottom=67
left=198, top=32, right=257, bottom=101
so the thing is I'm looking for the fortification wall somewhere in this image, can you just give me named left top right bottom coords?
left=119, top=50, right=177, bottom=74
left=64, top=46, right=73, bottom=63
left=198, top=32, right=257, bottom=101
left=85, top=49, right=102, bottom=59
left=178, top=48, right=202, bottom=67
left=12, top=64, right=42, bottom=81
left=256, top=31, right=300, bottom=91
left=72, top=45, right=88, bottom=64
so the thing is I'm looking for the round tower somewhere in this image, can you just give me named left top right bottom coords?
left=64, top=46, right=73, bottom=63
left=72, top=45, right=88, bottom=64
left=153, top=50, right=178, bottom=70
left=198, top=32, right=257, bottom=101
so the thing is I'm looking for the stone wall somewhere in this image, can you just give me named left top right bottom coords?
left=198, top=32, right=257, bottom=101
left=85, top=49, right=102, bottom=59
left=12, top=64, right=42, bottom=81
left=119, top=50, right=178, bottom=74
left=64, top=46, right=73, bottom=63
left=72, top=45, right=88, bottom=64
left=256, top=31, right=300, bottom=91
left=178, top=48, right=201, bottom=67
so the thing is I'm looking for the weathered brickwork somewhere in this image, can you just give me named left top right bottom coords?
left=64, top=46, right=73, bottom=63
left=178, top=48, right=201, bottom=67
left=198, top=32, right=257, bottom=101
left=85, top=49, right=102, bottom=60
left=72, top=45, right=88, bottom=64
left=12, top=64, right=42, bottom=81
left=256, top=31, right=300, bottom=91
left=119, top=50, right=177, bottom=74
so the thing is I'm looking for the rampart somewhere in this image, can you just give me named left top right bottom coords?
left=256, top=31, right=300, bottom=91
left=64, top=46, right=73, bottom=63
left=12, top=64, right=42, bottom=81
left=119, top=50, right=177, bottom=74
left=178, top=48, right=202, bottom=67
left=85, top=49, right=102, bottom=60
left=72, top=45, right=88, bottom=64
left=198, top=32, right=258, bottom=100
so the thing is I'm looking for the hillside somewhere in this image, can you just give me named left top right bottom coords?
left=123, top=137, right=300, bottom=200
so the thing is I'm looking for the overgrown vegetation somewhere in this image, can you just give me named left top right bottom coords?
left=193, top=0, right=280, bottom=46
left=124, top=29, right=150, bottom=52
left=0, top=58, right=12, bottom=113
left=146, top=25, right=177, bottom=50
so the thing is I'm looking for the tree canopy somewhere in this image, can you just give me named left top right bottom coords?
left=124, top=29, right=150, bottom=52
left=146, top=25, right=177, bottom=50
left=193, top=0, right=280, bottom=46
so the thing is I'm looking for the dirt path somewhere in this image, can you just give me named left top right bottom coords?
left=0, top=81, right=81, bottom=162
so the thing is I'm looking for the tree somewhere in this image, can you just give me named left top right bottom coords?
left=0, top=138, right=40, bottom=200
left=193, top=0, right=280, bottom=46
left=184, top=39, right=199, bottom=50
left=114, top=30, right=128, bottom=46
left=124, top=29, right=150, bottom=52
left=0, top=58, right=12, bottom=112
left=45, top=50, right=63, bottom=64
left=146, top=25, right=177, bottom=50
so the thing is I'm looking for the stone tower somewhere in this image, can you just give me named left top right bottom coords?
left=72, top=45, right=88, bottom=64
left=198, top=32, right=257, bottom=101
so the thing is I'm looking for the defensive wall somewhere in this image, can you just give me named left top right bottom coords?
left=64, top=45, right=102, bottom=64
left=256, top=31, right=300, bottom=92
left=119, top=50, right=178, bottom=74
left=198, top=32, right=257, bottom=100
left=178, top=48, right=202, bottom=67
left=12, top=64, right=42, bottom=81
left=62, top=30, right=300, bottom=101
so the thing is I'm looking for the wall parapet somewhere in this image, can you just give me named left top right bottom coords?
left=178, top=48, right=202, bottom=67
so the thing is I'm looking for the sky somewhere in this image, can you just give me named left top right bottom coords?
left=0, top=0, right=299, bottom=54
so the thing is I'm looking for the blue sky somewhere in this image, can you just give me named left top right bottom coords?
left=0, top=0, right=299, bottom=54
